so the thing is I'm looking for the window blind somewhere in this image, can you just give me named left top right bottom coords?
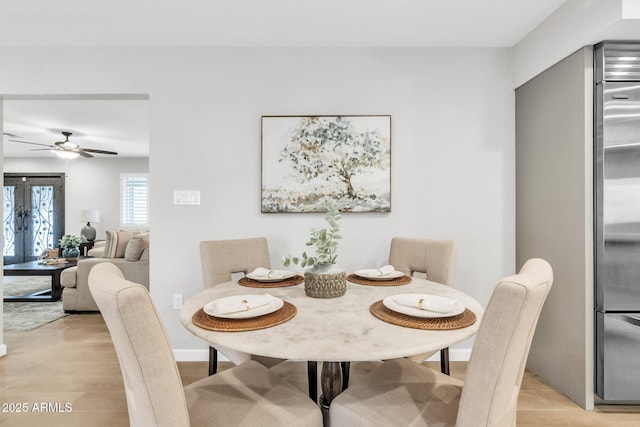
left=121, top=174, right=148, bottom=228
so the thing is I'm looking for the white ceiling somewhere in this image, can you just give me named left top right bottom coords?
left=0, top=1, right=566, bottom=48
left=3, top=99, right=149, bottom=158
left=1, top=0, right=568, bottom=158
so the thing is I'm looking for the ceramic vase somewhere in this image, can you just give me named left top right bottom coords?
left=304, top=264, right=347, bottom=298
left=81, top=222, right=96, bottom=241
left=62, top=247, right=80, bottom=258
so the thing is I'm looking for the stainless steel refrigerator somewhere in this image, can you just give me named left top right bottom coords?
left=595, top=41, right=640, bottom=401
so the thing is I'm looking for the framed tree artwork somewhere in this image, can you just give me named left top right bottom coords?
left=261, top=115, right=391, bottom=213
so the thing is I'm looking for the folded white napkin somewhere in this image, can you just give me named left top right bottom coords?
left=214, top=294, right=275, bottom=315
left=394, top=294, right=458, bottom=313
left=250, top=267, right=290, bottom=279
left=376, top=265, right=395, bottom=276
left=359, top=265, right=396, bottom=277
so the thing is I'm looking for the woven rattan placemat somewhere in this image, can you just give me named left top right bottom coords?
left=192, top=301, right=297, bottom=332
left=238, top=275, right=304, bottom=288
left=369, top=300, right=476, bottom=330
left=347, top=274, right=412, bottom=286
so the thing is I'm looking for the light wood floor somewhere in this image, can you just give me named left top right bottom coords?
left=2, top=314, right=640, bottom=426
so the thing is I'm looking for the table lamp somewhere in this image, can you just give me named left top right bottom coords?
left=80, top=209, right=101, bottom=241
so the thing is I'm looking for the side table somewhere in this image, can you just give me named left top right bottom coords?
left=79, top=241, right=97, bottom=256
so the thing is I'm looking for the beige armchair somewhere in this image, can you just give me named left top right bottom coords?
left=389, top=237, right=457, bottom=374
left=199, top=237, right=282, bottom=375
left=87, top=240, right=106, bottom=256
left=329, top=258, right=553, bottom=427
left=88, top=262, right=322, bottom=427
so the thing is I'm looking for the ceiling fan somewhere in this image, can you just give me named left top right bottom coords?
left=3, top=132, right=23, bottom=138
left=8, top=131, right=118, bottom=158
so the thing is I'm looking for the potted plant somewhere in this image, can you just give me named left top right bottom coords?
left=283, top=202, right=347, bottom=298
left=59, top=234, right=84, bottom=258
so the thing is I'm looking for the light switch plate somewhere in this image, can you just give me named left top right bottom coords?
left=174, top=190, right=201, bottom=205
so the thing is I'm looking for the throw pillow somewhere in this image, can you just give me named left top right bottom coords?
left=103, top=230, right=135, bottom=258
left=124, top=232, right=150, bottom=261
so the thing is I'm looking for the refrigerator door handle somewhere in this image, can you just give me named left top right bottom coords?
left=617, top=314, right=640, bottom=327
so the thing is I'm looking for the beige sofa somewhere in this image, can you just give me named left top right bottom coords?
left=61, top=233, right=149, bottom=312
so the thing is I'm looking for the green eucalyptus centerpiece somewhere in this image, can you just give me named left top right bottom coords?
left=283, top=202, right=347, bottom=298
left=283, top=202, right=342, bottom=269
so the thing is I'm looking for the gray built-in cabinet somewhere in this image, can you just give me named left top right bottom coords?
left=515, top=46, right=594, bottom=410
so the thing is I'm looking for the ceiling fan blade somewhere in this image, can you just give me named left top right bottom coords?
left=29, top=147, right=92, bottom=158
left=81, top=148, right=118, bottom=155
left=10, top=132, right=117, bottom=159
left=3, top=132, right=23, bottom=138
left=9, top=139, right=54, bottom=148
left=74, top=150, right=94, bottom=158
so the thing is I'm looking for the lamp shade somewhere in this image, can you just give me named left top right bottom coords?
left=80, top=210, right=101, bottom=223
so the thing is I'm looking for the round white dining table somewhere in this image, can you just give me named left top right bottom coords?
left=180, top=276, right=483, bottom=423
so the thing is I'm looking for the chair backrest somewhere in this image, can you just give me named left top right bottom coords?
left=199, top=237, right=271, bottom=288
left=88, top=263, right=191, bottom=427
left=388, top=237, right=457, bottom=286
left=456, top=258, right=553, bottom=427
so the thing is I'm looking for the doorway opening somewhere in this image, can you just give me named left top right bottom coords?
left=1, top=94, right=149, bottom=310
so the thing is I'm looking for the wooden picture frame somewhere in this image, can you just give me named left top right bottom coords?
left=261, top=115, right=391, bottom=213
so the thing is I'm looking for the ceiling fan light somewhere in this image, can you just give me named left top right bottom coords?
left=55, top=150, right=79, bottom=159
left=62, top=142, right=79, bottom=149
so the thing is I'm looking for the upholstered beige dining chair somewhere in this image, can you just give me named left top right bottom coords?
left=389, top=237, right=457, bottom=374
left=200, top=237, right=271, bottom=288
left=329, top=258, right=553, bottom=427
left=89, top=262, right=323, bottom=427
left=200, top=237, right=319, bottom=401
left=199, top=237, right=280, bottom=375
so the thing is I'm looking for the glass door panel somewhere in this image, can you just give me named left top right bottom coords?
left=3, top=174, right=64, bottom=265
left=3, top=185, right=17, bottom=257
left=31, top=185, right=55, bottom=256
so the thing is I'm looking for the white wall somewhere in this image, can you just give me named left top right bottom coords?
left=0, top=101, right=5, bottom=358
left=0, top=47, right=515, bottom=358
left=513, top=0, right=621, bottom=88
left=3, top=157, right=149, bottom=239
left=513, top=0, right=640, bottom=88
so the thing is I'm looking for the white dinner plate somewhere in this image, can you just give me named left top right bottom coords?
left=354, top=269, right=405, bottom=280
left=246, top=270, right=296, bottom=282
left=204, top=296, right=284, bottom=319
left=383, top=294, right=465, bottom=318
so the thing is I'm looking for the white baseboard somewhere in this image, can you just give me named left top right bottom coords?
left=0, top=344, right=7, bottom=357
left=426, top=348, right=472, bottom=362
left=173, top=348, right=472, bottom=363
left=173, top=349, right=212, bottom=362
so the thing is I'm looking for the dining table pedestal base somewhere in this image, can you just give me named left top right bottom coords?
left=320, top=361, right=343, bottom=427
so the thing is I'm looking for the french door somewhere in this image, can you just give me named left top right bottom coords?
left=3, top=173, right=65, bottom=265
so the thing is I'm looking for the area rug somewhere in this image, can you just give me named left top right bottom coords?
left=3, top=276, right=69, bottom=332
